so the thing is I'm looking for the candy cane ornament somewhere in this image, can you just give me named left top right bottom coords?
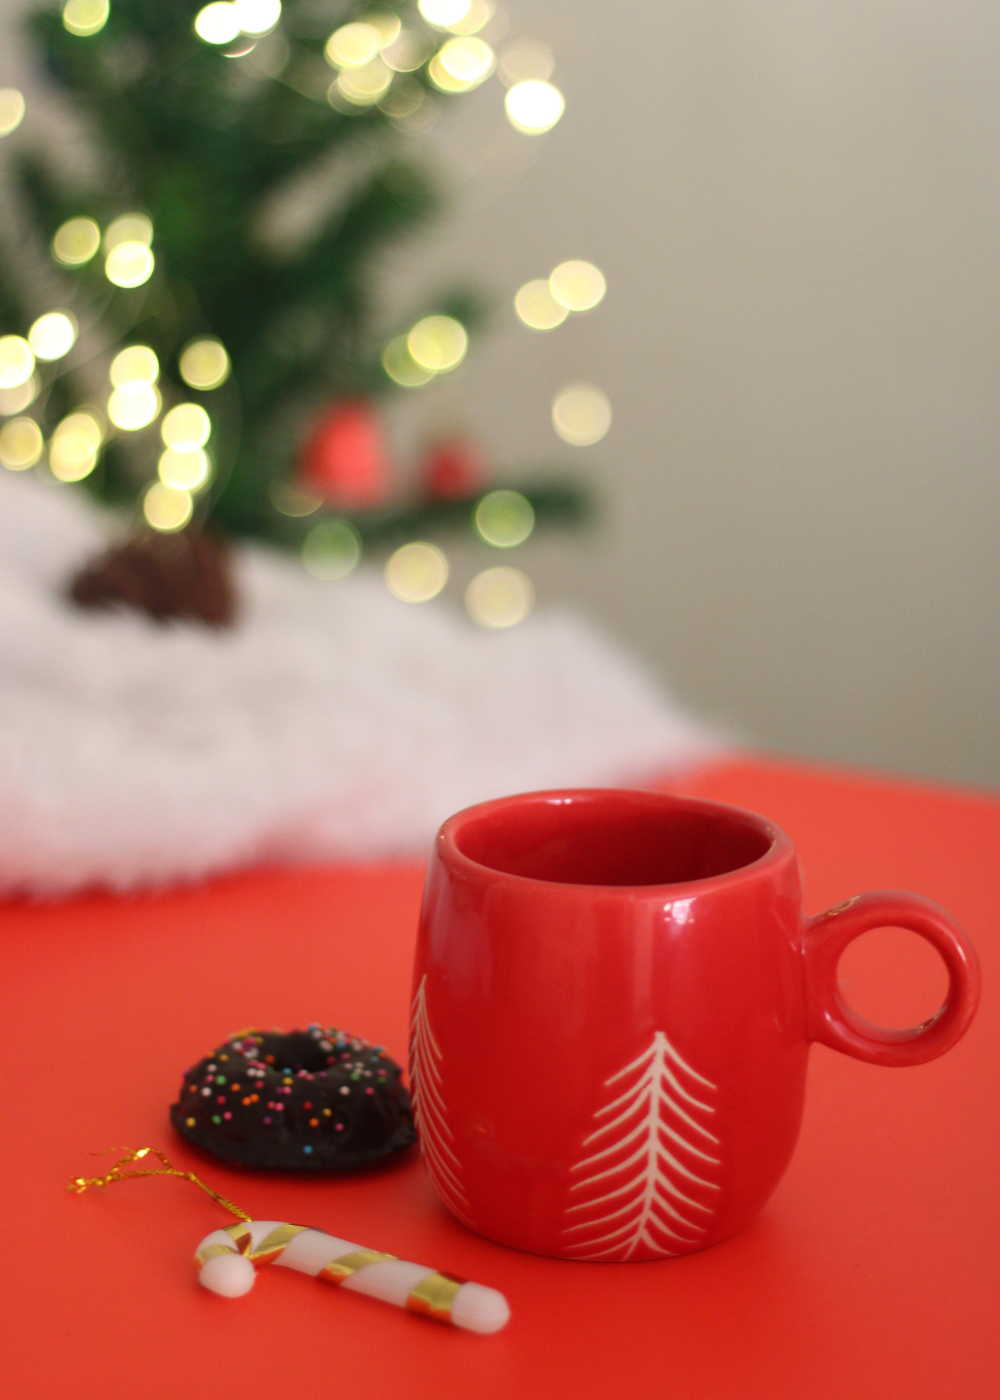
left=71, top=1148, right=509, bottom=1336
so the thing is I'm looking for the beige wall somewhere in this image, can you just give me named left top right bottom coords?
left=4, top=2, right=999, bottom=786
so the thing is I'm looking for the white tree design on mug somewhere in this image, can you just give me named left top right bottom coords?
left=409, top=975, right=473, bottom=1227
left=563, top=1031, right=722, bottom=1259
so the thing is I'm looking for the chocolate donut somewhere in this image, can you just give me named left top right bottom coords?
left=171, top=1025, right=416, bottom=1171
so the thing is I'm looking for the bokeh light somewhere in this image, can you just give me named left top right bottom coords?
left=445, top=0, right=493, bottom=35
left=110, top=344, right=159, bottom=388
left=194, top=3, right=241, bottom=45
left=498, top=40, right=554, bottom=87
left=103, top=213, right=153, bottom=252
left=325, top=21, right=381, bottom=68
left=233, top=0, right=281, bottom=35
left=334, top=58, right=392, bottom=105
left=179, top=338, right=230, bottom=390
left=52, top=216, right=101, bottom=266
left=50, top=412, right=102, bottom=482
left=385, top=541, right=448, bottom=602
left=552, top=383, right=611, bottom=446
left=0, top=376, right=39, bottom=415
left=382, top=335, right=435, bottom=387
left=407, top=315, right=467, bottom=372
left=0, top=89, right=25, bottom=138
left=378, top=80, right=427, bottom=122
left=62, top=0, right=109, bottom=36
left=271, top=481, right=321, bottom=517
left=465, top=565, right=534, bottom=628
left=107, top=382, right=161, bottom=431
left=514, top=279, right=567, bottom=330
left=549, top=260, right=606, bottom=312
left=28, top=311, right=77, bottom=362
left=302, top=519, right=362, bottom=580
left=143, top=482, right=193, bottom=532
left=474, top=489, right=535, bottom=547
left=428, top=37, right=494, bottom=92
left=381, top=30, right=430, bottom=72
left=0, top=418, right=44, bottom=472
left=365, top=12, right=402, bottom=45
left=418, top=0, right=471, bottom=29
left=158, top=447, right=211, bottom=492
left=105, top=242, right=154, bottom=288
left=0, top=336, right=35, bottom=391
left=162, top=403, right=211, bottom=451
left=505, top=80, right=564, bottom=134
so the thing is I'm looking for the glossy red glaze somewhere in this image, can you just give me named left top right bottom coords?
left=411, top=789, right=981, bottom=1260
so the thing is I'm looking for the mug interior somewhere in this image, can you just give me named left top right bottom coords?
left=452, top=791, right=773, bottom=888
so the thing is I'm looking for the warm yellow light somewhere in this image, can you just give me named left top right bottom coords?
left=445, top=0, right=493, bottom=35
left=233, top=0, right=281, bottom=35
left=379, top=79, right=426, bottom=121
left=465, top=565, right=534, bottom=628
left=429, top=36, right=494, bottom=91
left=62, top=0, right=109, bottom=35
left=505, top=79, right=564, bottom=134
left=105, top=241, right=154, bottom=288
left=498, top=39, right=554, bottom=87
left=407, top=315, right=467, bottom=372
left=418, top=0, right=471, bottom=29
left=52, top=216, right=100, bottom=266
left=325, top=21, right=381, bottom=68
left=514, top=279, right=567, bottom=331
left=271, top=481, right=321, bottom=517
left=143, top=482, right=193, bottom=532
left=0, top=418, right=44, bottom=472
left=381, top=30, right=430, bottom=72
left=158, top=447, right=211, bottom=491
left=363, top=12, right=402, bottom=46
left=108, top=382, right=161, bottom=431
left=110, top=344, right=159, bottom=388
left=50, top=412, right=102, bottom=482
left=381, top=335, right=435, bottom=387
left=302, top=520, right=362, bottom=580
left=0, top=336, right=35, bottom=391
left=0, top=376, right=39, bottom=415
left=385, top=541, right=449, bottom=603
left=0, top=89, right=25, bottom=138
left=552, top=383, right=611, bottom=446
left=28, top=311, right=77, bottom=362
left=474, top=490, right=535, bottom=548
left=549, top=259, right=606, bottom=312
left=179, top=338, right=230, bottom=390
left=194, top=2, right=241, bottom=44
left=161, top=403, right=211, bottom=451
left=335, top=57, right=392, bottom=105
left=103, top=213, right=153, bottom=252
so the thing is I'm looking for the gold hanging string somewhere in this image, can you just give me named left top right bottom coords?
left=69, top=1146, right=252, bottom=1223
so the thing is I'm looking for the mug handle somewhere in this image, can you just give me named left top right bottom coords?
left=803, top=891, right=981, bottom=1066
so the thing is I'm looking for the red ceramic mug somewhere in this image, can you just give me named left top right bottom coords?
left=410, top=789, right=981, bottom=1260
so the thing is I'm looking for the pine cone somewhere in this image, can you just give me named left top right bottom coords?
left=69, top=528, right=236, bottom=627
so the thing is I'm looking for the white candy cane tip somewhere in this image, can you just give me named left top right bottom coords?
left=200, top=1252, right=256, bottom=1298
left=451, top=1282, right=511, bottom=1334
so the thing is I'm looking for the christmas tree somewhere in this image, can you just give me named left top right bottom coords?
left=0, top=0, right=590, bottom=621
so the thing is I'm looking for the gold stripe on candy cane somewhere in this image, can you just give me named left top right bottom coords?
left=224, top=1222, right=253, bottom=1253
left=318, top=1249, right=397, bottom=1284
left=406, top=1270, right=466, bottom=1323
left=248, top=1223, right=306, bottom=1265
left=195, top=1242, right=240, bottom=1269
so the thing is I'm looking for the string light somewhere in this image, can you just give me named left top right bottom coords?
left=325, top=22, right=381, bottom=68
left=505, top=80, right=564, bottom=134
left=407, top=316, right=467, bottom=372
left=0, top=377, right=39, bottom=415
left=162, top=403, right=211, bottom=451
left=143, top=482, right=193, bottom=532
left=465, top=566, right=534, bottom=628
left=233, top=0, right=281, bottom=35
left=110, top=345, right=159, bottom=387
left=28, top=311, right=77, bottom=362
left=0, top=336, right=35, bottom=391
left=158, top=447, right=211, bottom=492
left=194, top=3, right=241, bottom=45
left=107, top=382, right=161, bottom=431
left=514, top=279, right=567, bottom=330
left=49, top=411, right=102, bottom=482
left=385, top=541, right=448, bottom=602
left=0, top=417, right=43, bottom=471
left=444, top=0, right=493, bottom=36
left=302, top=520, right=362, bottom=580
left=428, top=37, right=494, bottom=92
left=52, top=217, right=100, bottom=266
left=364, top=12, right=403, bottom=46
left=418, top=0, right=471, bottom=29
left=334, top=59, right=392, bottom=106
left=179, top=338, right=230, bottom=390
left=381, top=31, right=430, bottom=72
left=498, top=40, right=554, bottom=87
left=549, top=260, right=605, bottom=312
left=104, top=213, right=153, bottom=252
left=474, top=490, right=535, bottom=547
left=552, top=384, right=611, bottom=446
left=105, top=242, right=154, bottom=288
left=382, top=335, right=434, bottom=387
left=0, top=89, right=25, bottom=138
left=61, top=0, right=109, bottom=37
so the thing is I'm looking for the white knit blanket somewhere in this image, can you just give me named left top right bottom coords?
left=0, top=472, right=724, bottom=895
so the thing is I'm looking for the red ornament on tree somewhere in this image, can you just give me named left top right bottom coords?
left=422, top=437, right=487, bottom=501
left=298, top=400, right=390, bottom=509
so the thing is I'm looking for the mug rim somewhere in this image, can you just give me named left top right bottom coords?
left=436, top=787, right=793, bottom=894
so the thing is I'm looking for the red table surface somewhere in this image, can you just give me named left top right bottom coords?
left=1, top=755, right=997, bottom=1399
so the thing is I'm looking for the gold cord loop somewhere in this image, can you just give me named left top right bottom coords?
left=69, top=1146, right=252, bottom=1223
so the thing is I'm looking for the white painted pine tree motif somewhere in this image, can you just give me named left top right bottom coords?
left=409, top=975, right=473, bottom=1227
left=563, top=1031, right=721, bottom=1260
